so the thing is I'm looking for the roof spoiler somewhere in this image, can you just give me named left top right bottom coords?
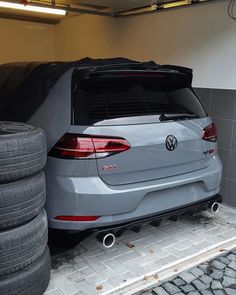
left=159, top=65, right=193, bottom=85
left=84, top=62, right=193, bottom=85
left=85, top=61, right=158, bottom=72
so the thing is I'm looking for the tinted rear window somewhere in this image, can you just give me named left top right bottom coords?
left=73, top=73, right=206, bottom=126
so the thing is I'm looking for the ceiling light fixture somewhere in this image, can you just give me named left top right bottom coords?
left=161, top=0, right=191, bottom=9
left=0, top=1, right=66, bottom=15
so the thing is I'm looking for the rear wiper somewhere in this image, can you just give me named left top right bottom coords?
left=159, top=113, right=198, bottom=121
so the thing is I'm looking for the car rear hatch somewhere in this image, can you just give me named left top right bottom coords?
left=69, top=67, right=216, bottom=186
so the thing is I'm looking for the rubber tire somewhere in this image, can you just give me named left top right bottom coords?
left=0, top=246, right=51, bottom=295
left=0, top=171, right=46, bottom=230
left=0, top=209, right=48, bottom=276
left=0, top=121, right=47, bottom=184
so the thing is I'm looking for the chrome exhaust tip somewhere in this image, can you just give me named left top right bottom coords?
left=97, top=233, right=116, bottom=249
left=209, top=202, right=220, bottom=214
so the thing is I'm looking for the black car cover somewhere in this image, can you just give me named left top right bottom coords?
left=0, top=57, right=141, bottom=122
left=0, top=57, right=192, bottom=122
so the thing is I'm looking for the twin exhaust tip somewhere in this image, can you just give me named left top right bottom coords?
left=209, top=202, right=220, bottom=214
left=97, top=202, right=220, bottom=249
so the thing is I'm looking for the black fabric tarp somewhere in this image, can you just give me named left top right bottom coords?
left=0, top=57, right=140, bottom=122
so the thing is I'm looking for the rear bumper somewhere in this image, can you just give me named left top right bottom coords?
left=89, top=194, right=222, bottom=234
left=46, top=155, right=222, bottom=231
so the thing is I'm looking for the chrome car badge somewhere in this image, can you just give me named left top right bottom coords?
left=165, top=135, right=178, bottom=151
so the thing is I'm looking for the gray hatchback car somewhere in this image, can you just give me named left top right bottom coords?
left=18, top=60, right=222, bottom=245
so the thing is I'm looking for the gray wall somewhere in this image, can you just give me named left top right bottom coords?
left=195, top=88, right=236, bottom=207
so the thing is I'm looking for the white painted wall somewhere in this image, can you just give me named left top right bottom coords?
left=55, top=14, right=119, bottom=60
left=0, top=18, right=55, bottom=64
left=0, top=0, right=234, bottom=89
left=114, top=0, right=236, bottom=89
left=55, top=0, right=236, bottom=89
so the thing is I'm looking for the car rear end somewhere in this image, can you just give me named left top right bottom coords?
left=46, top=64, right=222, bottom=231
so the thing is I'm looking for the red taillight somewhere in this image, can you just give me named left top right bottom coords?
left=55, top=216, right=100, bottom=221
left=49, top=133, right=131, bottom=159
left=202, top=123, right=217, bottom=142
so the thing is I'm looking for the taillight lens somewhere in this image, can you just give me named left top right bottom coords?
left=48, top=133, right=131, bottom=159
left=202, top=123, right=217, bottom=142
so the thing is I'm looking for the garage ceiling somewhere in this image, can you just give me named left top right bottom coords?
left=0, top=0, right=213, bottom=23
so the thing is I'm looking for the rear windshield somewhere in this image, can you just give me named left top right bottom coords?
left=73, top=73, right=207, bottom=126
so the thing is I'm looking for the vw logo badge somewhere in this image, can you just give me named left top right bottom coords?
left=165, top=135, right=178, bottom=151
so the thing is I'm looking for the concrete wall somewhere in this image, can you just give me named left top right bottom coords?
left=0, top=18, right=55, bottom=64
left=55, top=14, right=119, bottom=61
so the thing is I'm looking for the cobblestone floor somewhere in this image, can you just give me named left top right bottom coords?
left=141, top=250, right=236, bottom=295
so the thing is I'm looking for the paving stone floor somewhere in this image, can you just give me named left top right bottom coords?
left=45, top=205, right=236, bottom=295
left=141, top=249, right=236, bottom=295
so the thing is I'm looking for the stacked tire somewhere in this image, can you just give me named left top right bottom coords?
left=0, top=121, right=50, bottom=295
